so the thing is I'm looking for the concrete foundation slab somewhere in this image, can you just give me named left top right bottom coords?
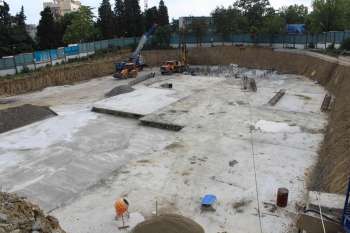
left=0, top=66, right=328, bottom=233
left=92, top=87, right=183, bottom=118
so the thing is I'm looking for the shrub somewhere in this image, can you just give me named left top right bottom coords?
left=341, top=38, right=350, bottom=51
left=308, top=42, right=315, bottom=49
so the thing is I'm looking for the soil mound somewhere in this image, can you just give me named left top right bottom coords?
left=0, top=104, right=57, bottom=134
left=105, top=85, right=135, bottom=98
left=132, top=214, right=204, bottom=233
left=0, top=192, right=66, bottom=233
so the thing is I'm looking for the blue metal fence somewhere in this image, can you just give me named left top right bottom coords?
left=1, top=31, right=350, bottom=74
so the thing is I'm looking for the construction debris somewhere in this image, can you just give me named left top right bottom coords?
left=160, top=83, right=173, bottom=89
left=0, top=192, right=66, bottom=233
left=128, top=72, right=156, bottom=86
left=268, top=89, right=286, bottom=106
left=0, top=104, right=57, bottom=134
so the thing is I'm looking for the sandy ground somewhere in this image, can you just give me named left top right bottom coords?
left=0, top=67, right=327, bottom=233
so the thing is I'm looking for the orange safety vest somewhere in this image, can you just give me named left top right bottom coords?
left=114, top=198, right=129, bottom=217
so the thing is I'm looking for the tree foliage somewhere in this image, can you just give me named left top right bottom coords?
left=63, top=6, right=99, bottom=44
left=37, top=7, right=60, bottom=49
left=308, top=0, right=348, bottom=33
left=114, top=0, right=126, bottom=37
left=0, top=2, right=34, bottom=57
left=124, top=0, right=143, bottom=37
left=280, top=4, right=308, bottom=24
left=144, top=6, right=158, bottom=30
left=158, top=0, right=169, bottom=26
left=190, top=18, right=208, bottom=46
left=234, top=0, right=271, bottom=29
left=97, top=0, right=115, bottom=39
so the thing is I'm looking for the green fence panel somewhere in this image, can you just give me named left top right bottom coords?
left=0, top=57, right=15, bottom=70
left=15, top=54, right=25, bottom=66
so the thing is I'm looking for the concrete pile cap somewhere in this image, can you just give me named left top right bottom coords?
left=132, top=214, right=204, bottom=233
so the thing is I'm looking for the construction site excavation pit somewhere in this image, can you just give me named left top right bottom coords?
left=0, top=65, right=327, bottom=233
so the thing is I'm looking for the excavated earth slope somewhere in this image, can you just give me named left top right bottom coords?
left=0, top=192, right=66, bottom=233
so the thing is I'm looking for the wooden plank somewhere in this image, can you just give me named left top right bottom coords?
left=268, top=89, right=286, bottom=106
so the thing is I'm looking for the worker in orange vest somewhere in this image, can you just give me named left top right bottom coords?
left=114, top=198, right=130, bottom=220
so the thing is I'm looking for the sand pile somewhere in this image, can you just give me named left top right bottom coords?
left=105, top=85, right=135, bottom=98
left=0, top=104, right=57, bottom=134
left=132, top=214, right=204, bottom=233
left=0, top=192, right=66, bottom=233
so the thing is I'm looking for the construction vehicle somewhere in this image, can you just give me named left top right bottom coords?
left=114, top=24, right=157, bottom=79
left=160, top=42, right=188, bottom=75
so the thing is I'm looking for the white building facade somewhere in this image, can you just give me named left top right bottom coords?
left=43, top=0, right=81, bottom=17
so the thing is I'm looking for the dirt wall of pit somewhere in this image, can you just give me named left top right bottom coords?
left=0, top=50, right=131, bottom=96
left=0, top=49, right=178, bottom=96
left=185, top=46, right=350, bottom=194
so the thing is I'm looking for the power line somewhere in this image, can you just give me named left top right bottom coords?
left=245, top=89, right=264, bottom=233
left=316, top=192, right=327, bottom=233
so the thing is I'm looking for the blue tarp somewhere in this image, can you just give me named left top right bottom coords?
left=287, top=24, right=306, bottom=35
left=64, top=45, right=80, bottom=56
left=34, top=50, right=50, bottom=63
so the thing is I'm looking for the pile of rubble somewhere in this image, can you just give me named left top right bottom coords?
left=0, top=192, right=66, bottom=233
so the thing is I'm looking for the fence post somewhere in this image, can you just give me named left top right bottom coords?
left=13, top=56, right=18, bottom=74
left=293, top=35, right=296, bottom=48
left=32, top=53, right=36, bottom=71
left=324, top=32, right=327, bottom=49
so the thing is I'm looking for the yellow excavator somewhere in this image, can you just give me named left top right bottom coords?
left=160, top=43, right=188, bottom=75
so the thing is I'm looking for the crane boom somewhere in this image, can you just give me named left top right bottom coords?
left=131, top=24, right=157, bottom=62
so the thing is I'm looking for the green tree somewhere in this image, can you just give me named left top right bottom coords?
left=308, top=0, right=347, bottom=33
left=170, top=19, right=179, bottom=33
left=144, top=6, right=158, bottom=30
left=11, top=6, right=34, bottom=54
left=56, top=11, right=79, bottom=46
left=234, top=0, right=271, bottom=30
left=124, top=0, right=143, bottom=36
left=261, top=10, right=284, bottom=45
left=280, top=4, right=308, bottom=24
left=0, top=1, right=11, bottom=56
left=97, top=0, right=115, bottom=39
left=0, top=1, right=11, bottom=26
left=212, top=6, right=243, bottom=42
left=63, top=6, right=99, bottom=44
left=0, top=3, right=34, bottom=56
left=152, top=25, right=171, bottom=48
left=190, top=18, right=208, bottom=46
left=37, top=7, right=59, bottom=49
left=158, top=0, right=169, bottom=26
left=114, top=0, right=126, bottom=37
left=15, top=6, right=26, bottom=27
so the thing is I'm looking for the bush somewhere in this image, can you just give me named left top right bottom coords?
left=308, top=42, right=315, bottom=49
left=341, top=38, right=350, bottom=51
left=327, top=43, right=335, bottom=50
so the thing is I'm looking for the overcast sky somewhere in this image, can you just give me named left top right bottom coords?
left=7, top=0, right=312, bottom=25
